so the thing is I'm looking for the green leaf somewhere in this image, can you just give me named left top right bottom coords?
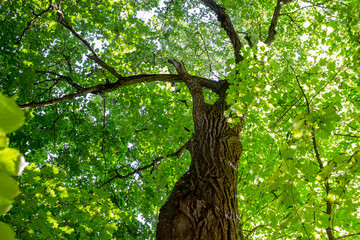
left=0, top=172, right=19, bottom=200
left=57, top=186, right=69, bottom=198
left=0, top=136, right=9, bottom=148
left=0, top=148, right=20, bottom=176
left=0, top=94, right=25, bottom=135
left=0, top=222, right=15, bottom=240
left=0, top=198, right=13, bottom=215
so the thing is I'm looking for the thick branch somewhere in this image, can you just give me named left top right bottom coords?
left=200, top=0, right=243, bottom=63
left=87, top=55, right=123, bottom=80
left=19, top=74, right=222, bottom=109
left=168, top=59, right=205, bottom=109
left=264, top=0, right=290, bottom=46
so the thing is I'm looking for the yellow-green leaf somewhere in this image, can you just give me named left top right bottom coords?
left=0, top=222, right=15, bottom=240
left=0, top=94, right=24, bottom=135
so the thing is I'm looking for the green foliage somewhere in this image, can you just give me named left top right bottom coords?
left=1, top=0, right=360, bottom=239
left=0, top=93, right=26, bottom=240
left=8, top=163, right=123, bottom=239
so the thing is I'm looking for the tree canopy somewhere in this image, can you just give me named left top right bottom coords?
left=1, top=0, right=360, bottom=239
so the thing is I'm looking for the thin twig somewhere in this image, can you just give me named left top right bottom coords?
left=290, top=66, right=323, bottom=169
left=197, top=32, right=214, bottom=77
left=49, top=103, right=70, bottom=130
left=102, top=97, right=107, bottom=179
left=16, top=1, right=53, bottom=44
left=285, top=14, right=303, bottom=33
left=291, top=67, right=335, bottom=239
left=271, top=92, right=304, bottom=128
left=337, top=232, right=360, bottom=239
left=55, top=7, right=124, bottom=79
left=291, top=67, right=310, bottom=113
left=100, top=140, right=190, bottom=187
left=309, top=59, right=349, bottom=104
left=246, top=225, right=270, bottom=239
left=35, top=71, right=84, bottom=90
left=244, top=191, right=284, bottom=223
left=345, top=123, right=360, bottom=133
left=334, top=134, right=360, bottom=139
left=280, top=5, right=314, bottom=16
left=290, top=183, right=311, bottom=239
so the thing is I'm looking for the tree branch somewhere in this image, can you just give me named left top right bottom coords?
left=87, top=55, right=123, bottom=80
left=271, top=92, right=304, bottom=128
left=100, top=140, right=190, bottom=187
left=309, top=59, right=349, bottom=104
left=337, top=232, right=360, bottom=239
left=291, top=66, right=324, bottom=169
left=292, top=67, right=335, bottom=239
left=244, top=191, right=284, bottom=223
left=16, top=1, right=53, bottom=44
left=200, top=0, right=243, bottom=63
left=290, top=183, right=311, bottom=239
left=334, top=134, right=360, bottom=139
left=280, top=5, right=314, bottom=16
left=19, top=74, right=222, bottom=109
left=54, top=7, right=124, bottom=80
left=197, top=32, right=215, bottom=77
left=243, top=32, right=254, bottom=48
left=168, top=60, right=205, bottom=107
left=246, top=225, right=270, bottom=239
left=48, top=103, right=70, bottom=130
left=35, top=71, right=84, bottom=91
left=264, top=0, right=291, bottom=46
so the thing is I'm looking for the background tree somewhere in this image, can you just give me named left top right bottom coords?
left=1, top=0, right=360, bottom=239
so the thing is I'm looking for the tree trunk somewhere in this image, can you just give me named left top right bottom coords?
left=156, top=102, right=243, bottom=240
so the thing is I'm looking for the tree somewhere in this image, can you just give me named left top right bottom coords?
left=1, top=0, right=360, bottom=239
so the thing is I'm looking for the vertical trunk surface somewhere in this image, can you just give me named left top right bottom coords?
left=157, top=103, right=243, bottom=240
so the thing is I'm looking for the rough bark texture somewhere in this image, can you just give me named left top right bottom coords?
left=156, top=108, right=242, bottom=240
left=157, top=60, right=243, bottom=240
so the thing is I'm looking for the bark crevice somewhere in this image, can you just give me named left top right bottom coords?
left=157, top=100, right=243, bottom=239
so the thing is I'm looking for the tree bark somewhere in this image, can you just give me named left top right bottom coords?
left=156, top=101, right=243, bottom=239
